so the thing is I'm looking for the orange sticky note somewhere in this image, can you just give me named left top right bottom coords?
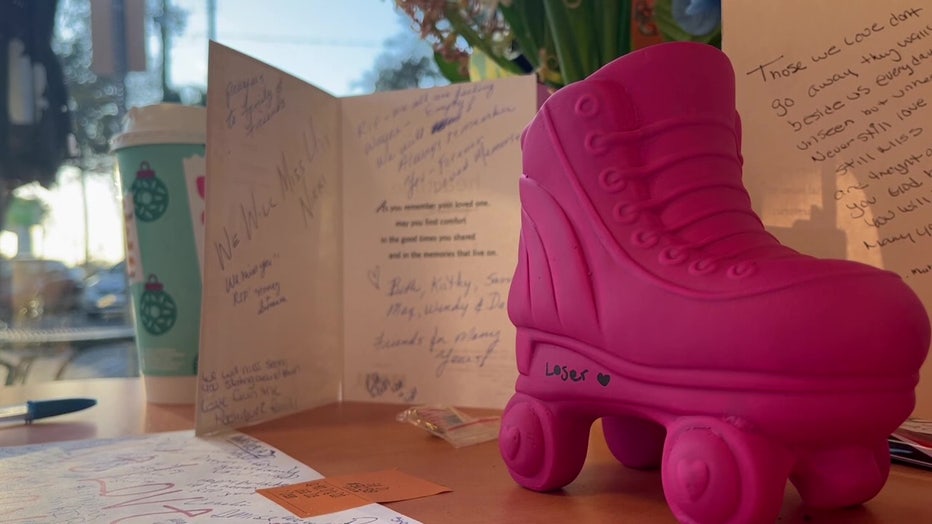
left=257, top=479, right=371, bottom=518
left=257, top=469, right=451, bottom=518
left=326, top=469, right=452, bottom=503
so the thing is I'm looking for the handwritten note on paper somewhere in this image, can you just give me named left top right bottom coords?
left=197, top=42, right=344, bottom=435
left=340, top=76, right=537, bottom=408
left=259, top=469, right=450, bottom=518
left=259, top=481, right=372, bottom=518
left=325, top=469, right=451, bottom=502
left=0, top=431, right=420, bottom=524
left=723, top=0, right=932, bottom=415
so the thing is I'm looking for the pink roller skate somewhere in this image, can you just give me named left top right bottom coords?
left=499, top=42, right=930, bottom=524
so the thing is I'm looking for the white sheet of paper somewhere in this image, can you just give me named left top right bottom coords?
left=0, top=430, right=419, bottom=523
left=723, top=0, right=932, bottom=416
left=341, top=77, right=536, bottom=407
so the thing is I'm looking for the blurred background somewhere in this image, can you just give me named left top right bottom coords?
left=0, top=0, right=719, bottom=385
left=0, top=0, right=432, bottom=385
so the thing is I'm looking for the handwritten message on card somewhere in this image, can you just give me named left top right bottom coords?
left=198, top=43, right=344, bottom=434
left=724, top=0, right=932, bottom=415
left=341, top=76, right=537, bottom=408
left=0, top=431, right=419, bottom=524
left=198, top=43, right=537, bottom=433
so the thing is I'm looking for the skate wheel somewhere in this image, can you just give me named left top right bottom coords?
left=790, top=440, right=890, bottom=508
left=662, top=417, right=790, bottom=524
left=602, top=415, right=665, bottom=470
left=499, top=394, right=589, bottom=491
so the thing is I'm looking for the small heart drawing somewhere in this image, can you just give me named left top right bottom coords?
left=367, top=266, right=381, bottom=290
left=597, top=373, right=611, bottom=386
left=676, top=459, right=710, bottom=500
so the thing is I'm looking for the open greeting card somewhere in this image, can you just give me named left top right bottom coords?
left=195, top=43, right=537, bottom=434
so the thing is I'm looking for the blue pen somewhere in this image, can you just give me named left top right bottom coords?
left=0, top=398, right=97, bottom=424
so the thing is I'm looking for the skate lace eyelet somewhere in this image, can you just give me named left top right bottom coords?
left=631, top=229, right=659, bottom=248
left=726, top=261, right=757, bottom=279
left=612, top=202, right=640, bottom=224
left=585, top=132, right=609, bottom=154
left=574, top=95, right=599, bottom=116
left=658, top=246, right=689, bottom=266
left=688, top=258, right=718, bottom=275
left=598, top=168, right=628, bottom=192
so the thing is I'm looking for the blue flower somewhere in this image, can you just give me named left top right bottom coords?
left=672, top=0, right=721, bottom=36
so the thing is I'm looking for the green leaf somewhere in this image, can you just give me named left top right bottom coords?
left=433, top=51, right=470, bottom=84
left=593, top=0, right=621, bottom=66
left=615, top=0, right=633, bottom=60
left=443, top=3, right=525, bottom=77
left=500, top=0, right=548, bottom=70
left=543, top=0, right=597, bottom=84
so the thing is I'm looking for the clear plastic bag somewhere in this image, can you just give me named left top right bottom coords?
left=396, top=405, right=500, bottom=448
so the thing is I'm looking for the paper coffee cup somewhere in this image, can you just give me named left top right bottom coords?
left=112, top=104, right=205, bottom=404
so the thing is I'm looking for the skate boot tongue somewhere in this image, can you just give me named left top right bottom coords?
left=589, top=42, right=736, bottom=124
left=589, top=43, right=787, bottom=262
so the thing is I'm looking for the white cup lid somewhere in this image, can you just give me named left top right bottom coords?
left=111, top=103, right=206, bottom=150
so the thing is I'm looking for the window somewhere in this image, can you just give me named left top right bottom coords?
left=1, top=0, right=425, bottom=385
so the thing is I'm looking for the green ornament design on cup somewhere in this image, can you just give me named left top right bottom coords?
left=131, top=161, right=170, bottom=221
left=140, top=274, right=178, bottom=335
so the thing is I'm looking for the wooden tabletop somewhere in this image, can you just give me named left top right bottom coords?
left=1, top=377, right=930, bottom=523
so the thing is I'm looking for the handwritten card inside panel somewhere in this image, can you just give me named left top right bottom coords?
left=198, top=43, right=343, bottom=435
left=723, top=0, right=932, bottom=415
left=340, top=76, right=537, bottom=408
left=0, top=431, right=419, bottom=524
